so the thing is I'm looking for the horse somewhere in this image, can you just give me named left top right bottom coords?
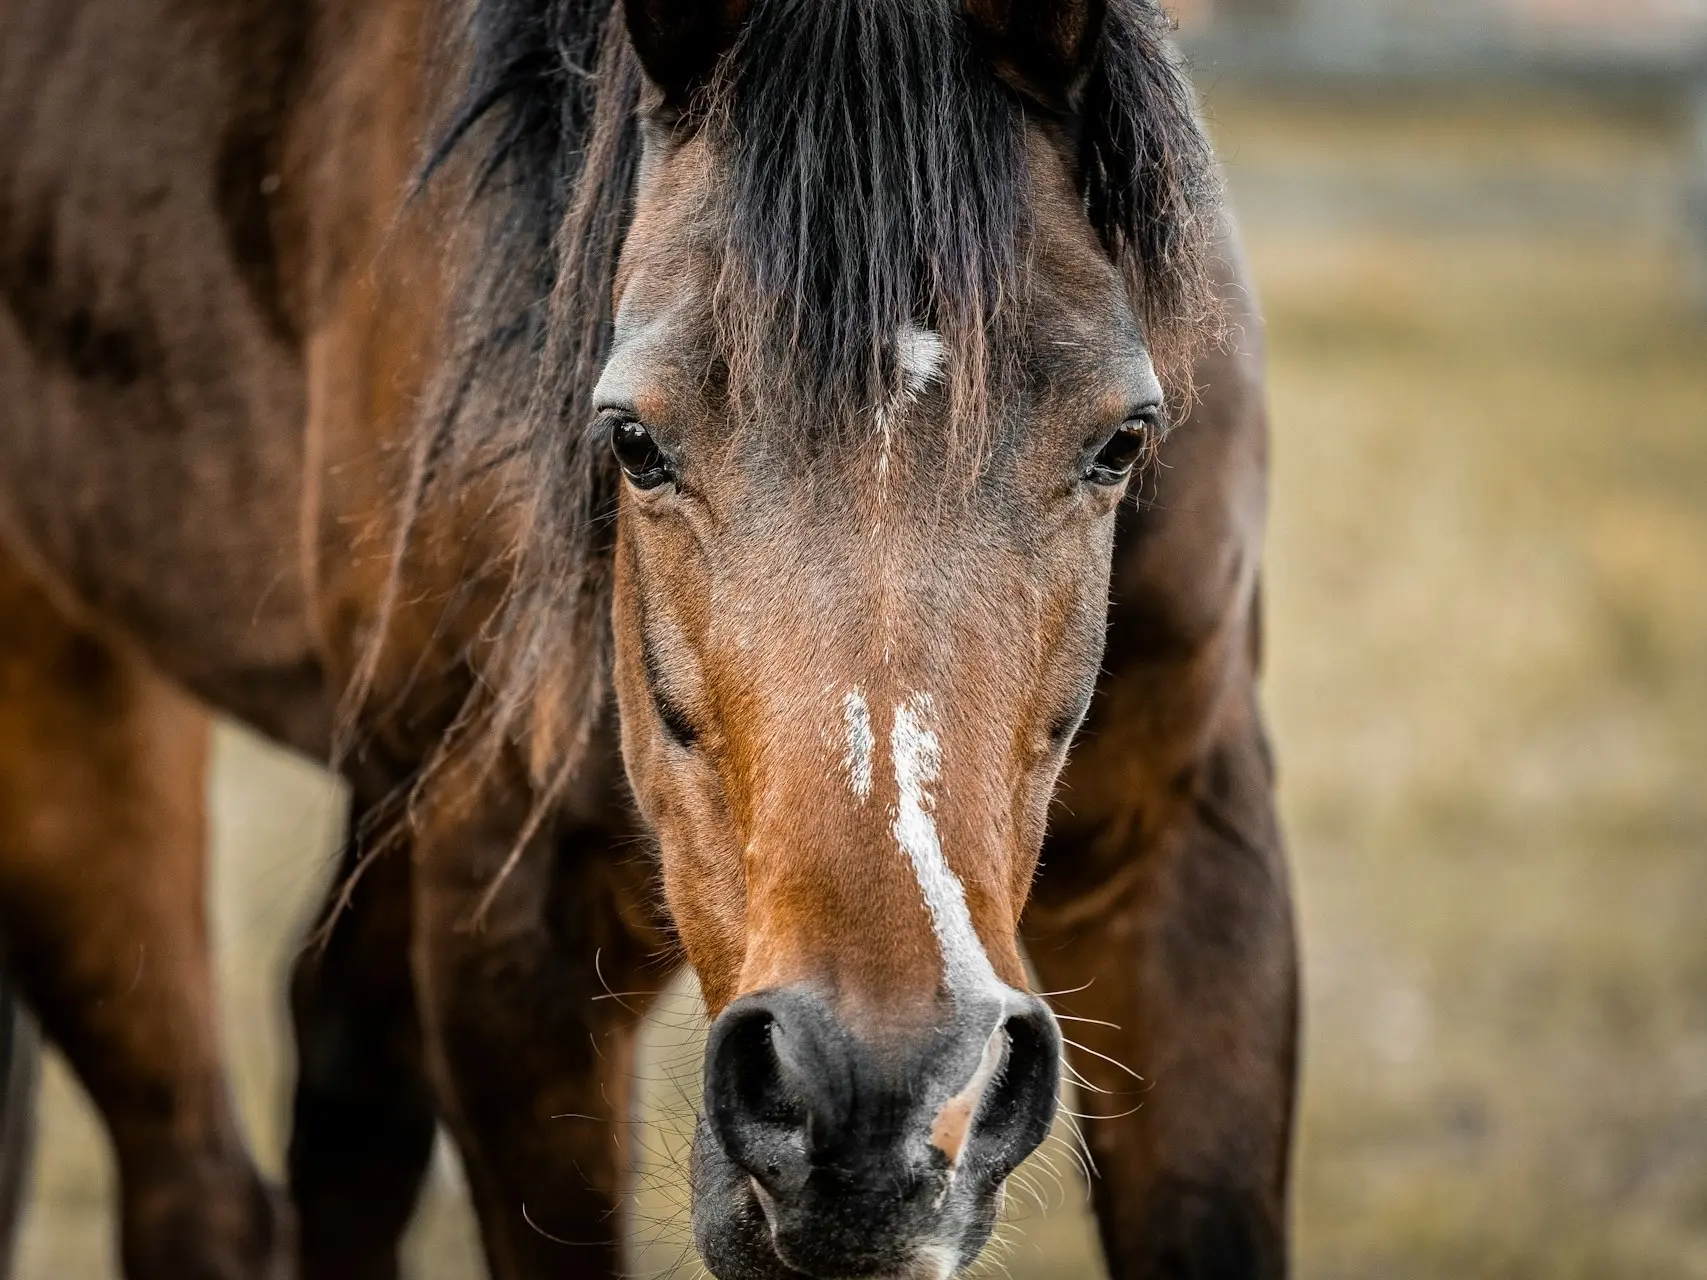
left=0, top=0, right=1298, bottom=1276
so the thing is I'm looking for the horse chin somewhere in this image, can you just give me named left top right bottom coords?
left=690, top=1118, right=1001, bottom=1280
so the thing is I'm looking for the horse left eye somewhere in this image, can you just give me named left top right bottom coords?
left=1085, top=419, right=1153, bottom=485
left=611, top=419, right=673, bottom=489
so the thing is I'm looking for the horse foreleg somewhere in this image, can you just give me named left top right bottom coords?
left=410, top=777, right=669, bottom=1280
left=0, top=960, right=39, bottom=1280
left=1024, top=708, right=1298, bottom=1280
left=287, top=802, right=436, bottom=1280
left=0, top=560, right=289, bottom=1280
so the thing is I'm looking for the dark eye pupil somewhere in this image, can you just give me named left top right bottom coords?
left=1090, top=422, right=1150, bottom=482
left=611, top=420, right=671, bottom=488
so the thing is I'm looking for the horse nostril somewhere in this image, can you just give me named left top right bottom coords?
left=705, top=990, right=859, bottom=1194
left=704, top=1002, right=799, bottom=1188
left=965, top=1000, right=1063, bottom=1181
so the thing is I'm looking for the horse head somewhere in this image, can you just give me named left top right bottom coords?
left=600, top=1, right=1218, bottom=1273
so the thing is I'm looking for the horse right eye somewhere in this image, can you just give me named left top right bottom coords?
left=610, top=419, right=673, bottom=489
left=1084, top=410, right=1160, bottom=486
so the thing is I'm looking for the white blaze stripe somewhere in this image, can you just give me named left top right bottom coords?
left=843, top=689, right=874, bottom=800
left=890, top=692, right=1005, bottom=1000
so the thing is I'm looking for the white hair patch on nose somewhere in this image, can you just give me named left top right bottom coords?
left=929, top=1023, right=1009, bottom=1168
left=912, top=1241, right=961, bottom=1280
left=890, top=692, right=1003, bottom=1000
left=896, top=324, right=945, bottom=395
left=843, top=689, right=874, bottom=800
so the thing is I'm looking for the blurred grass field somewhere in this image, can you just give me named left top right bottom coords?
left=13, top=93, right=1707, bottom=1277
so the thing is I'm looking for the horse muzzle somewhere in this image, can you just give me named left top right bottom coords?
left=692, top=985, right=1061, bottom=1279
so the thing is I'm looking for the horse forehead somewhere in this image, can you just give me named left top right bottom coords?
left=599, top=271, right=1145, bottom=453
left=596, top=293, right=708, bottom=414
left=896, top=323, right=946, bottom=391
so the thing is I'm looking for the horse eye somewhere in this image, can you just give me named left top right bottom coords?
left=610, top=419, right=673, bottom=489
left=1085, top=418, right=1154, bottom=486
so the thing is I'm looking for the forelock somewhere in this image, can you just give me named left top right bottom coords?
left=707, top=0, right=1027, bottom=441
left=693, top=0, right=1221, bottom=441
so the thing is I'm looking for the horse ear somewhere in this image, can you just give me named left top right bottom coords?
left=623, top=0, right=751, bottom=112
left=963, top=0, right=1108, bottom=111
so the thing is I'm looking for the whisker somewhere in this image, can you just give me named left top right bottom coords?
left=1035, top=978, right=1096, bottom=998
left=1054, top=1110, right=1100, bottom=1182
left=1059, top=1102, right=1144, bottom=1121
left=1059, top=1035, right=1145, bottom=1084
left=519, top=1201, right=616, bottom=1247
left=1052, top=1012, right=1122, bottom=1031
left=1058, top=1056, right=1118, bottom=1096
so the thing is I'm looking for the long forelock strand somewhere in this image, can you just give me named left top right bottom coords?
left=1084, top=0, right=1224, bottom=407
left=709, top=0, right=1028, bottom=449
left=704, top=0, right=1221, bottom=446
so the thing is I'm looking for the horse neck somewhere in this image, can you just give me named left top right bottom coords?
left=291, top=0, right=532, bottom=768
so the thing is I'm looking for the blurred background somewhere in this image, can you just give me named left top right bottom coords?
left=13, top=0, right=1707, bottom=1276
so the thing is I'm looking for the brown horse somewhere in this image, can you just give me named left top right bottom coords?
left=0, top=0, right=1296, bottom=1277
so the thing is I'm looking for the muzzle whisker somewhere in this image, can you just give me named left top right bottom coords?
left=1057, top=1056, right=1119, bottom=1096
left=1051, top=1012, right=1123, bottom=1032
left=1003, top=1165, right=1050, bottom=1215
left=1026, top=1147, right=1063, bottom=1181
left=966, top=1219, right=1020, bottom=1279
left=1038, top=1136, right=1094, bottom=1194
left=518, top=1201, right=624, bottom=1247
left=625, top=1215, right=700, bottom=1279
left=1013, top=1154, right=1066, bottom=1212
left=1058, top=1101, right=1144, bottom=1122
left=624, top=1127, right=687, bottom=1168
left=1033, top=978, right=1096, bottom=999
left=1050, top=1110, right=1100, bottom=1182
left=1057, top=1034, right=1146, bottom=1085
left=592, top=947, right=647, bottom=1015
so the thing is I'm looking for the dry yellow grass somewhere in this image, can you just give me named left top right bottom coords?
left=12, top=96, right=1706, bottom=1278
left=1263, top=224, right=1707, bottom=1279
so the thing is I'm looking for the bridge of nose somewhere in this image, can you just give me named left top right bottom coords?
left=700, top=517, right=1042, bottom=1043
left=729, top=682, right=1032, bottom=1036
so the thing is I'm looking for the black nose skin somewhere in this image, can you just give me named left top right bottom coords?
left=703, top=989, right=927, bottom=1276
left=697, top=986, right=1061, bottom=1280
left=703, top=990, right=844, bottom=1195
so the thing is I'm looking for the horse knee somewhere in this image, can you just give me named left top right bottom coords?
left=119, top=1152, right=293, bottom=1280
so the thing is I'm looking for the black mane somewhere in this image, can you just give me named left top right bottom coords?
left=714, top=0, right=1025, bottom=427
left=433, top=0, right=1219, bottom=435
left=709, top=0, right=1219, bottom=428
